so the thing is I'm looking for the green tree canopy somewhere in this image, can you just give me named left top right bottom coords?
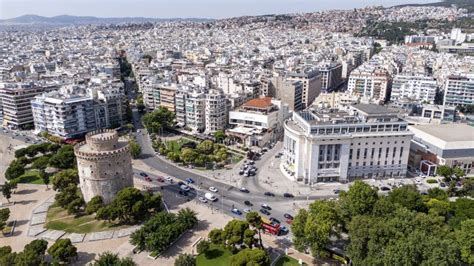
left=129, top=140, right=142, bottom=159
left=47, top=238, right=77, bottom=263
left=49, top=145, right=76, bottom=169
left=0, top=208, right=10, bottom=232
left=174, top=253, right=196, bottom=266
left=86, top=196, right=104, bottom=215
left=229, top=248, right=270, bottom=266
left=456, top=219, right=474, bottom=264
left=93, top=251, right=137, bottom=266
left=142, top=107, right=175, bottom=133
left=52, top=169, right=79, bottom=191
left=387, top=185, right=426, bottom=212
left=339, top=181, right=378, bottom=222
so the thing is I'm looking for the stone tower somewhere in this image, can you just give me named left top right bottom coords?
left=74, top=129, right=134, bottom=204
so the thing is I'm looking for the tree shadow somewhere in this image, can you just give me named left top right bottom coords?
left=72, top=251, right=97, bottom=265
left=16, top=188, right=38, bottom=195
left=15, top=200, right=37, bottom=205
left=14, top=219, right=29, bottom=226
left=205, top=248, right=224, bottom=259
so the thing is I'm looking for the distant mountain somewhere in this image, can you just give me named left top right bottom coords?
left=0, top=14, right=214, bottom=25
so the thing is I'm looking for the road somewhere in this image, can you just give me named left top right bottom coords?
left=130, top=108, right=327, bottom=235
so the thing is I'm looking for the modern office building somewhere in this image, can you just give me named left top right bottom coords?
left=271, top=76, right=303, bottom=111
left=391, top=74, right=438, bottom=103
left=228, top=97, right=289, bottom=147
left=0, top=82, right=56, bottom=129
left=287, top=69, right=322, bottom=109
left=318, top=62, right=343, bottom=92
left=408, top=124, right=474, bottom=176
left=282, top=104, right=412, bottom=184
left=443, top=75, right=474, bottom=107
left=347, top=68, right=391, bottom=103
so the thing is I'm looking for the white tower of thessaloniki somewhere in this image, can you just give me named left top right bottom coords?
left=74, top=129, right=134, bottom=204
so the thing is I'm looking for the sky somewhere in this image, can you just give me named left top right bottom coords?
left=0, top=0, right=438, bottom=19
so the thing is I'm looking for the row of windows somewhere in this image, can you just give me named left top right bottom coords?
left=349, top=147, right=404, bottom=160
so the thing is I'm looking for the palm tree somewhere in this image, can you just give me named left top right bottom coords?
left=177, top=208, right=198, bottom=229
left=246, top=211, right=264, bottom=249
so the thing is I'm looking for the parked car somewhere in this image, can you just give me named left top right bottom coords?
left=205, top=192, right=217, bottom=201
left=240, top=187, right=249, bottom=193
left=165, top=176, right=172, bottom=182
left=440, top=182, right=446, bottom=188
left=180, top=185, right=190, bottom=191
left=259, top=209, right=270, bottom=215
left=333, top=189, right=340, bottom=194
left=186, top=178, right=195, bottom=184
left=209, top=186, right=218, bottom=193
left=283, top=193, right=294, bottom=198
left=198, top=196, right=207, bottom=203
left=264, top=192, right=275, bottom=197
left=231, top=208, right=242, bottom=215
left=283, top=213, right=293, bottom=220
left=380, top=186, right=391, bottom=191
left=244, top=200, right=252, bottom=206
left=280, top=226, right=289, bottom=234
left=270, top=217, right=281, bottom=224
left=243, top=208, right=251, bottom=213
left=157, top=177, right=164, bottom=182
left=178, top=181, right=185, bottom=186
left=145, top=177, right=152, bottom=182
left=261, top=203, right=271, bottom=210
left=140, top=172, right=148, bottom=177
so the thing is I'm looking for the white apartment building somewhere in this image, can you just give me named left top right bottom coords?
left=0, top=82, right=57, bottom=129
left=443, top=74, right=474, bottom=107
left=205, top=89, right=227, bottom=134
left=347, top=67, right=390, bottom=103
left=31, top=85, right=127, bottom=139
left=287, top=69, right=322, bottom=109
left=282, top=104, right=412, bottom=184
left=391, top=74, right=438, bottom=103
left=228, top=97, right=289, bottom=147
left=175, top=86, right=206, bottom=133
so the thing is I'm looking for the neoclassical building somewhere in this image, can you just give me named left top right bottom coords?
left=74, top=129, right=134, bottom=203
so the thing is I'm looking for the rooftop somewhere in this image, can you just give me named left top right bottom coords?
left=243, top=97, right=273, bottom=109
left=351, top=103, right=397, bottom=115
left=410, top=124, right=474, bottom=143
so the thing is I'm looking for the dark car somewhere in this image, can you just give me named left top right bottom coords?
left=259, top=209, right=270, bottom=215
left=440, top=182, right=446, bottom=188
left=270, top=217, right=281, bottom=224
left=157, top=177, right=165, bottom=182
left=380, top=186, right=391, bottom=191
left=264, top=192, right=275, bottom=197
left=283, top=213, right=294, bottom=220
left=283, top=193, right=294, bottom=198
left=261, top=204, right=271, bottom=210
left=140, top=172, right=148, bottom=177
left=178, top=181, right=185, bottom=186
left=244, top=200, right=253, bottom=206
left=186, top=178, right=195, bottom=184
left=240, top=187, right=250, bottom=193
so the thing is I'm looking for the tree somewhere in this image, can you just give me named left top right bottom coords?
left=291, top=209, right=308, bottom=252
left=456, top=219, right=474, bottom=264
left=1, top=182, right=12, bottom=203
left=339, top=180, right=378, bottom=222
left=437, top=165, right=455, bottom=183
left=86, top=196, right=104, bottom=215
left=0, top=208, right=10, bottom=232
left=180, top=148, right=198, bottom=164
left=38, top=169, right=49, bottom=189
left=197, top=140, right=214, bottom=155
left=67, top=197, right=85, bottom=215
left=5, top=160, right=25, bottom=180
left=49, top=145, right=76, bottom=169
left=24, top=239, right=48, bottom=257
left=174, top=253, right=195, bottom=266
left=129, top=140, right=142, bottom=159
left=55, top=183, right=81, bottom=209
left=449, top=198, right=474, bottom=228
left=142, top=107, right=175, bottom=134
left=52, top=169, right=79, bottom=191
left=246, top=211, right=264, bottom=249
left=387, top=185, right=426, bottom=212
left=47, top=238, right=77, bottom=263
left=31, top=156, right=50, bottom=170
left=214, top=130, right=225, bottom=143
left=177, top=208, right=198, bottom=230
left=229, top=248, right=270, bottom=266
left=223, top=220, right=252, bottom=250
left=208, top=228, right=225, bottom=245
left=93, top=252, right=137, bottom=266
left=196, top=240, right=210, bottom=254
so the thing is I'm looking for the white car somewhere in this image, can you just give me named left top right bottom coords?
left=209, top=186, right=218, bottom=193
left=165, top=176, right=172, bottom=181
left=180, top=185, right=190, bottom=191
left=243, top=208, right=251, bottom=213
left=198, top=196, right=207, bottom=203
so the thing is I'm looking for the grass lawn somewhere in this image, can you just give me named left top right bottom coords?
left=165, top=138, right=193, bottom=153
left=275, top=255, right=304, bottom=266
left=196, top=244, right=232, bottom=266
left=45, top=206, right=127, bottom=234
left=15, top=170, right=45, bottom=184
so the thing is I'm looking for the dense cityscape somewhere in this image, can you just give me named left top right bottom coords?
left=0, top=0, right=473, bottom=265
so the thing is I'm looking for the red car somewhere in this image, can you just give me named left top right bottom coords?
left=157, top=177, right=165, bottom=182
left=145, top=177, right=152, bottom=182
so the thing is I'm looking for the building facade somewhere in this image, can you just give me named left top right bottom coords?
left=347, top=68, right=391, bottom=103
left=391, top=74, right=438, bottom=103
left=205, top=89, right=227, bottom=134
left=287, top=69, right=322, bottom=109
left=271, top=76, right=303, bottom=111
left=443, top=75, right=474, bottom=107
left=318, top=62, right=343, bottom=92
left=282, top=104, right=412, bottom=184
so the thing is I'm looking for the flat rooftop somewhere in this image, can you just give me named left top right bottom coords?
left=409, top=124, right=474, bottom=150
left=352, top=103, right=397, bottom=115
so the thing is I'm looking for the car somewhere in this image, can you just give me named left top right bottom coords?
left=243, top=208, right=251, bottom=213
left=231, top=208, right=242, bottom=215
left=198, top=196, right=207, bottom=203
left=238, top=170, right=244, bottom=175
left=244, top=200, right=252, bottom=206
left=283, top=193, right=294, bottom=198
left=261, top=203, right=271, bottom=210
left=333, top=189, right=340, bottom=194
left=248, top=160, right=255, bottom=165
left=204, top=192, right=217, bottom=201
left=259, top=209, right=270, bottom=215
left=280, top=226, right=289, bottom=233
left=440, top=182, right=446, bottom=188
left=270, top=217, right=281, bottom=224
left=209, top=186, right=218, bottom=193
left=186, top=178, right=195, bottom=184
left=240, top=187, right=249, bottom=193
left=178, top=181, right=185, bottom=186
left=145, top=177, right=152, bottom=182
left=380, top=186, right=391, bottom=191
left=283, top=213, right=293, bottom=220
left=165, top=176, right=172, bottom=181
left=157, top=177, right=165, bottom=182
left=264, top=192, right=275, bottom=197
left=140, top=172, right=148, bottom=177
left=180, top=185, right=190, bottom=191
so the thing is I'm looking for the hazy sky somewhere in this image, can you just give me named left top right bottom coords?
left=0, top=0, right=437, bottom=19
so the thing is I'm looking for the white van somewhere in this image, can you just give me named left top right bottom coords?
left=204, top=192, right=217, bottom=201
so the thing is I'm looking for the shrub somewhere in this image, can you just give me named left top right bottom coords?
left=427, top=179, right=438, bottom=184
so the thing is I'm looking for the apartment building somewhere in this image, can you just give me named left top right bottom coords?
left=318, top=62, right=343, bottom=92
left=443, top=75, right=474, bottom=107
left=0, top=82, right=56, bottom=129
left=287, top=69, right=322, bottom=109
left=143, top=82, right=178, bottom=112
left=271, top=76, right=303, bottom=111
left=347, top=67, right=391, bottom=103
left=391, top=74, right=438, bottom=103
left=205, top=89, right=227, bottom=134
left=175, top=86, right=206, bottom=133
left=282, top=104, right=412, bottom=184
